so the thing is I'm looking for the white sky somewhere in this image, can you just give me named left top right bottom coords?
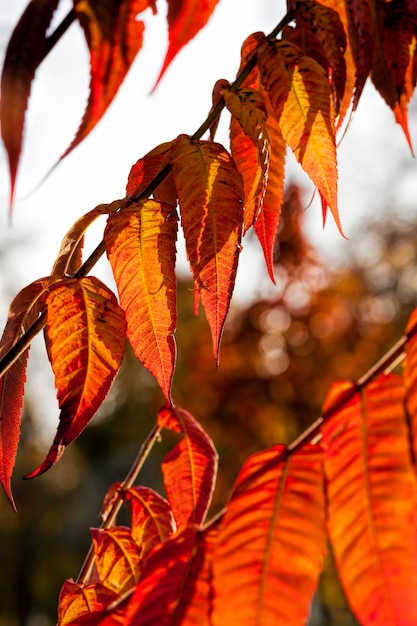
left=1, top=0, right=417, bottom=442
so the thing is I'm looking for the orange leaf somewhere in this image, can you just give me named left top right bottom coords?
left=0, top=278, right=55, bottom=507
left=124, top=486, right=176, bottom=554
left=126, top=141, right=177, bottom=205
left=236, top=33, right=286, bottom=282
left=25, top=277, right=126, bottom=478
left=158, top=404, right=218, bottom=530
left=154, top=0, right=220, bottom=88
left=92, top=526, right=142, bottom=595
left=223, top=87, right=271, bottom=232
left=212, top=443, right=326, bottom=625
left=62, top=0, right=155, bottom=161
left=104, top=200, right=178, bottom=402
left=171, top=135, right=244, bottom=361
left=58, top=580, right=119, bottom=626
left=0, top=0, right=59, bottom=207
left=257, top=38, right=340, bottom=233
left=123, top=528, right=209, bottom=626
left=322, top=374, right=417, bottom=625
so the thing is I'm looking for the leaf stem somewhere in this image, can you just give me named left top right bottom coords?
left=76, top=423, right=161, bottom=585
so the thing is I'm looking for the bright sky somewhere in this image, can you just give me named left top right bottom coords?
left=1, top=0, right=417, bottom=442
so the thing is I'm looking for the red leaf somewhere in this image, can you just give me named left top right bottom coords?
left=158, top=404, right=218, bottom=530
left=0, top=278, right=53, bottom=507
left=58, top=580, right=119, bottom=626
left=0, top=0, right=59, bottom=207
left=154, top=0, right=220, bottom=88
left=322, top=374, right=417, bottom=625
left=171, top=135, right=244, bottom=362
left=124, top=486, right=176, bottom=554
left=124, top=528, right=209, bottom=625
left=403, top=308, right=417, bottom=468
left=212, top=443, right=326, bottom=625
left=126, top=141, right=176, bottom=204
left=92, top=526, right=142, bottom=595
left=104, top=200, right=178, bottom=402
left=25, top=277, right=126, bottom=478
left=62, top=0, right=155, bottom=161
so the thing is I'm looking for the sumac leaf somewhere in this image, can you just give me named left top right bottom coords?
left=171, top=135, right=244, bottom=361
left=105, top=199, right=178, bottom=402
left=58, top=580, right=119, bottom=626
left=322, top=375, right=417, bottom=625
left=158, top=404, right=218, bottom=530
left=25, top=277, right=126, bottom=478
left=91, top=526, right=142, bottom=595
left=124, top=486, right=176, bottom=555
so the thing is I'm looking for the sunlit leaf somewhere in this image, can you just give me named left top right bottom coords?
left=126, top=141, right=177, bottom=206
left=105, top=199, right=178, bottom=402
left=346, top=0, right=375, bottom=111
left=257, top=38, right=340, bottom=233
left=0, top=278, right=56, bottom=508
left=63, top=0, right=156, bottom=160
left=212, top=443, right=326, bottom=625
left=92, top=526, right=142, bottom=595
left=58, top=580, right=119, bottom=626
left=158, top=404, right=218, bottom=530
left=124, top=528, right=209, bottom=626
left=0, top=0, right=59, bottom=207
left=124, top=486, right=176, bottom=555
left=25, top=277, right=126, bottom=478
left=171, top=134, right=244, bottom=361
left=322, top=374, right=417, bottom=625
left=154, top=0, right=220, bottom=88
left=403, top=308, right=417, bottom=463
left=223, top=87, right=270, bottom=232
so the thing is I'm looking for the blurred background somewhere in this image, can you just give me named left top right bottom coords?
left=1, top=1, right=417, bottom=624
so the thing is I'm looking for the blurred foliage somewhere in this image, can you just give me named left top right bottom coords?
left=1, top=183, right=417, bottom=625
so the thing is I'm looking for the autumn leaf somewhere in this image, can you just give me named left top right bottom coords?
left=0, top=278, right=56, bottom=508
left=126, top=141, right=177, bottom=206
left=92, top=526, right=142, bottom=595
left=123, top=528, right=209, bottom=626
left=124, top=486, right=176, bottom=555
left=104, top=199, right=178, bottom=402
left=212, top=443, right=326, bottom=625
left=171, top=135, right=244, bottom=361
left=25, top=276, right=126, bottom=478
left=322, top=374, right=417, bottom=625
left=158, top=404, right=218, bottom=530
left=58, top=580, right=119, bottom=626
left=257, top=38, right=340, bottom=233
left=223, top=86, right=271, bottom=232
left=154, top=0, right=220, bottom=88
left=0, top=0, right=60, bottom=207
left=403, top=308, right=417, bottom=463
left=62, top=0, right=156, bottom=161
left=346, top=0, right=375, bottom=112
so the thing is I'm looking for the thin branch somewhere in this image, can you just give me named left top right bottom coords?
left=42, top=9, right=76, bottom=62
left=76, top=423, right=161, bottom=586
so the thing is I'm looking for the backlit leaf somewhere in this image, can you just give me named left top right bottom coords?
left=126, top=141, right=177, bottom=205
left=154, top=0, right=220, bottom=88
left=63, top=0, right=155, bottom=160
left=124, top=528, right=209, bottom=626
left=158, top=404, right=218, bottom=530
left=371, top=0, right=416, bottom=151
left=257, top=38, right=340, bottom=233
left=322, top=374, right=417, bottom=625
left=92, top=526, right=142, bottom=595
left=236, top=33, right=286, bottom=282
left=104, top=199, right=178, bottom=402
left=171, top=135, right=244, bottom=361
left=403, top=308, right=417, bottom=462
left=0, top=0, right=59, bottom=207
left=25, top=277, right=126, bottom=478
left=0, top=278, right=55, bottom=507
left=124, top=486, right=176, bottom=555
left=223, top=87, right=271, bottom=232
left=212, top=443, right=326, bottom=625
left=58, top=580, right=119, bottom=626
